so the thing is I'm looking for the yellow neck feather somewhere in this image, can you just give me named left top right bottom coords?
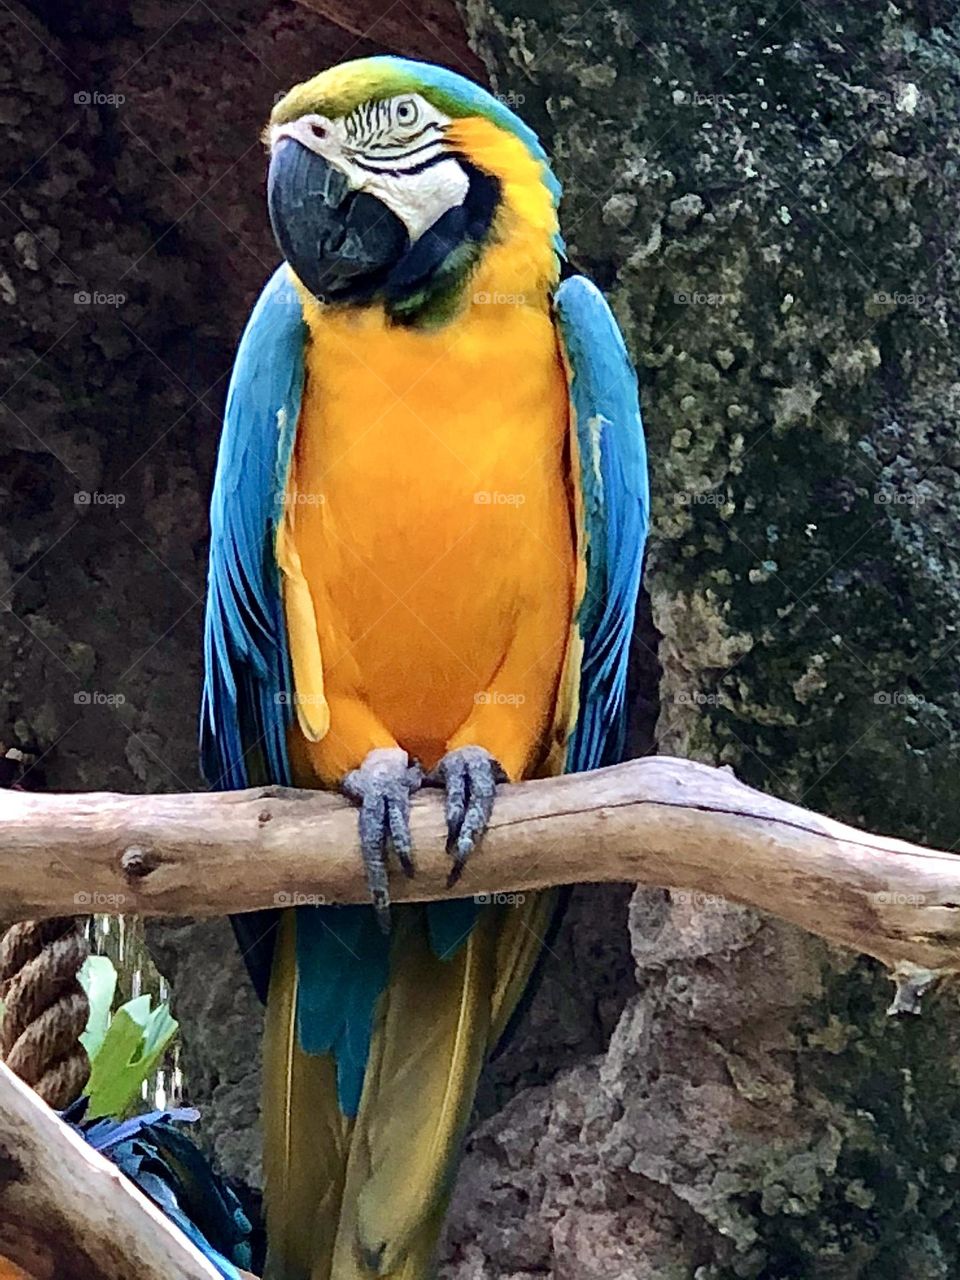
left=445, top=116, right=560, bottom=301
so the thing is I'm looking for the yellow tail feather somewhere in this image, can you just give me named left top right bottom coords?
left=490, top=888, right=559, bottom=1046
left=262, top=912, right=349, bottom=1280
left=263, top=896, right=556, bottom=1280
left=333, top=907, right=496, bottom=1275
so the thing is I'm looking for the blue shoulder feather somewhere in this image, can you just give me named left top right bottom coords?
left=200, top=266, right=306, bottom=1001
left=554, top=275, right=649, bottom=773
left=200, top=265, right=305, bottom=792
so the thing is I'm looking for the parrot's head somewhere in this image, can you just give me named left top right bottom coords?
left=266, top=56, right=562, bottom=322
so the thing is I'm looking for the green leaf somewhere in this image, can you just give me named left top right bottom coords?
left=83, top=995, right=178, bottom=1119
left=78, top=954, right=117, bottom=1060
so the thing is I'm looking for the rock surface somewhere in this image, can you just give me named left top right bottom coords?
left=439, top=1, right=960, bottom=1275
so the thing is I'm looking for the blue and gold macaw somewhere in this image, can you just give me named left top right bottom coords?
left=201, top=57, right=648, bottom=1280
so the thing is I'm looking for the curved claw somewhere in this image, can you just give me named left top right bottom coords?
left=427, top=746, right=507, bottom=886
left=342, top=748, right=422, bottom=930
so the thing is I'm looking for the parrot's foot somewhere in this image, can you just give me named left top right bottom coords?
left=427, top=746, right=508, bottom=887
left=342, top=748, right=423, bottom=931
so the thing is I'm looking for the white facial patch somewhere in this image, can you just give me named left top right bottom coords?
left=270, top=94, right=470, bottom=243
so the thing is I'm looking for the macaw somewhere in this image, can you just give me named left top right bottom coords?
left=200, top=56, right=648, bottom=1280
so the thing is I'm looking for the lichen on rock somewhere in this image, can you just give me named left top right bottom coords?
left=442, top=0, right=960, bottom=1274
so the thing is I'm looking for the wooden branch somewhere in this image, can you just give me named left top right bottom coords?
left=1, top=758, right=959, bottom=980
left=0, top=1061, right=227, bottom=1280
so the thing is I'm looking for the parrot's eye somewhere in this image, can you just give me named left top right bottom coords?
left=395, top=98, right=419, bottom=129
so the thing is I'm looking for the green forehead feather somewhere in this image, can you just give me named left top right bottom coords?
left=271, top=55, right=560, bottom=207
left=272, top=60, right=427, bottom=123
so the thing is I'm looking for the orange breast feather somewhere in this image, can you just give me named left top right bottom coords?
left=285, top=291, right=576, bottom=784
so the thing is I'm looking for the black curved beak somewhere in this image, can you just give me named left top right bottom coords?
left=267, top=139, right=409, bottom=303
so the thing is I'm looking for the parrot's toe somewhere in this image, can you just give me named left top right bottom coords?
left=342, top=747, right=423, bottom=930
left=427, top=746, right=508, bottom=886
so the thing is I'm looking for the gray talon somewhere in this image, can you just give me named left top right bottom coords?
left=342, top=748, right=422, bottom=928
left=427, top=746, right=507, bottom=886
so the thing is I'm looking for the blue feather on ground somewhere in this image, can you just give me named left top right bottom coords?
left=63, top=1099, right=252, bottom=1278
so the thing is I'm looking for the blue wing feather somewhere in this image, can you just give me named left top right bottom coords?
left=554, top=275, right=649, bottom=773
left=200, top=265, right=305, bottom=792
left=201, top=266, right=306, bottom=1001
left=295, top=903, right=390, bottom=1116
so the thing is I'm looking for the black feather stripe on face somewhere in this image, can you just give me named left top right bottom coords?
left=357, top=121, right=443, bottom=156
left=383, top=162, right=501, bottom=322
left=341, top=95, right=436, bottom=153
left=350, top=151, right=451, bottom=179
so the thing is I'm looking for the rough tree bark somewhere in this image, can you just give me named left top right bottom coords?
left=0, top=1063, right=226, bottom=1280
left=2, top=1, right=960, bottom=1277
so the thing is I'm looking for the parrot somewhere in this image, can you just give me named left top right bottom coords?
left=200, top=55, right=648, bottom=1280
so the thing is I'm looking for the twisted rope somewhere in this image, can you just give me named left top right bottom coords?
left=0, top=917, right=90, bottom=1108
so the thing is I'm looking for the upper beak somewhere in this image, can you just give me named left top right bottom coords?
left=267, top=138, right=408, bottom=303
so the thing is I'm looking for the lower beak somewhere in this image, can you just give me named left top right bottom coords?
left=267, top=139, right=408, bottom=303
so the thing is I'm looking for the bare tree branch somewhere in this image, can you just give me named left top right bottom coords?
left=1, top=757, right=957, bottom=979
left=0, top=1061, right=231, bottom=1280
